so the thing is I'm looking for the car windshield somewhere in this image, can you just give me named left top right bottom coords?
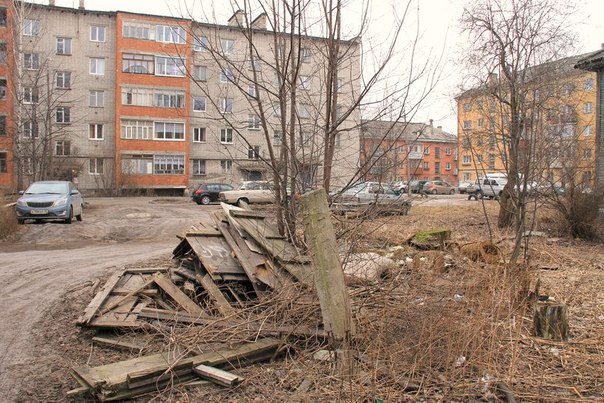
left=25, top=182, right=68, bottom=195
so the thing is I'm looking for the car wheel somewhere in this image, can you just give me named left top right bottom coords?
left=432, top=189, right=437, bottom=195
left=201, top=195, right=211, bottom=205
left=237, top=198, right=249, bottom=206
left=76, top=210, right=83, bottom=221
left=64, top=207, right=73, bottom=224
left=450, top=189, right=456, bottom=195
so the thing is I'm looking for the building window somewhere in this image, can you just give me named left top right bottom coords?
left=300, top=131, right=311, bottom=146
left=462, top=155, right=471, bottom=165
left=89, top=90, right=104, bottom=107
left=193, top=127, right=206, bottom=143
left=55, top=140, right=70, bottom=156
left=89, top=124, right=103, bottom=140
left=434, top=161, right=440, bottom=174
left=249, top=57, right=262, bottom=71
left=89, top=58, right=105, bottom=75
left=156, top=25, right=186, bottom=44
left=488, top=154, right=496, bottom=168
left=155, top=56, right=185, bottom=77
left=584, top=78, right=594, bottom=91
left=423, top=162, right=429, bottom=170
left=123, top=53, right=154, bottom=74
left=194, top=65, right=207, bottom=81
left=476, top=154, right=483, bottom=163
left=123, top=22, right=150, bottom=39
left=155, top=91, right=185, bottom=108
left=301, top=47, right=311, bottom=62
left=583, top=125, right=592, bottom=136
left=299, top=75, right=311, bottom=90
left=154, top=154, right=184, bottom=174
left=220, top=38, right=234, bottom=54
left=55, top=107, right=71, bottom=123
left=24, top=53, right=39, bottom=70
left=154, top=122, right=185, bottom=140
left=219, top=98, right=233, bottom=113
left=297, top=103, right=311, bottom=119
left=23, top=121, right=38, bottom=137
left=435, top=147, right=440, bottom=159
left=463, top=102, right=472, bottom=112
left=273, top=131, right=282, bottom=146
left=192, top=159, right=206, bottom=175
left=90, top=25, right=106, bottom=42
left=220, top=68, right=234, bottom=82
left=56, top=37, right=72, bottom=55
left=121, top=88, right=153, bottom=106
left=489, top=134, right=496, bottom=148
left=562, top=83, right=574, bottom=96
left=220, top=128, right=233, bottom=144
left=335, top=132, right=342, bottom=147
left=0, top=43, right=6, bottom=64
left=0, top=8, right=6, bottom=27
left=55, top=71, right=71, bottom=89
left=121, top=119, right=153, bottom=139
left=193, top=35, right=209, bottom=51
left=424, top=146, right=430, bottom=155
left=0, top=115, right=5, bottom=135
left=24, top=19, right=40, bottom=36
left=445, top=162, right=451, bottom=170
left=477, top=118, right=484, bottom=128
left=23, top=87, right=38, bottom=104
left=584, top=102, right=592, bottom=114
left=89, top=158, right=104, bottom=174
left=583, top=148, right=592, bottom=159
left=463, top=120, right=472, bottom=129
left=220, top=160, right=232, bottom=173
left=445, top=147, right=451, bottom=155
left=248, top=115, right=260, bottom=130
left=248, top=146, right=260, bottom=159
left=192, top=97, right=206, bottom=112
left=122, top=155, right=153, bottom=175
left=0, top=151, right=6, bottom=172
left=247, top=84, right=257, bottom=98
left=0, top=79, right=6, bottom=100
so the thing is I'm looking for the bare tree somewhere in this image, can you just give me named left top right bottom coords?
left=184, top=0, right=439, bottom=237
left=460, top=0, right=576, bottom=260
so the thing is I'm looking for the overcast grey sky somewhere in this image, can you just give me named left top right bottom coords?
left=34, top=0, right=604, bottom=134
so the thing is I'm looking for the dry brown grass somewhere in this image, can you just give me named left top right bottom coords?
left=0, top=190, right=18, bottom=238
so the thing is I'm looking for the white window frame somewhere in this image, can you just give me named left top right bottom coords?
left=193, top=35, right=209, bottom=51
left=220, top=68, right=234, bottom=83
left=446, top=162, right=452, bottom=170
left=55, top=71, right=71, bottom=89
left=121, top=88, right=154, bottom=106
left=220, top=160, right=232, bottom=173
left=55, top=107, right=71, bottom=124
left=193, top=96, right=206, bottom=112
left=154, top=122, right=185, bottom=141
left=462, top=155, right=471, bottom=164
left=23, top=19, right=40, bottom=36
left=153, top=154, right=185, bottom=175
left=122, top=22, right=151, bottom=39
left=90, top=25, right=106, bottom=42
left=248, top=115, right=260, bottom=130
left=248, top=146, right=260, bottom=159
left=121, top=119, right=153, bottom=139
left=155, top=56, right=185, bottom=77
left=154, top=91, right=185, bottom=108
left=247, top=84, right=257, bottom=98
left=584, top=78, right=594, bottom=91
left=89, top=90, right=104, bottom=107
left=584, top=102, right=593, bottom=114
left=23, top=121, right=38, bottom=137
left=297, top=103, right=310, bottom=119
left=89, top=158, right=104, bottom=174
left=193, top=127, right=206, bottom=143
left=583, top=125, right=592, bottom=136
left=89, top=123, right=104, bottom=140
left=301, top=47, right=311, bottom=62
left=156, top=25, right=186, bottom=44
left=89, top=58, right=105, bottom=75
left=194, top=65, right=207, bottom=81
left=219, top=97, right=233, bottom=113
left=56, top=37, right=72, bottom=55
left=220, top=128, right=233, bottom=144
left=299, top=75, right=311, bottom=90
left=192, top=159, right=206, bottom=175
left=55, top=140, right=70, bottom=156
left=220, top=38, right=234, bottom=54
left=23, top=87, right=37, bottom=104
left=24, top=53, right=39, bottom=70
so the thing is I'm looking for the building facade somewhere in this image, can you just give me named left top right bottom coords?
left=456, top=54, right=598, bottom=187
left=0, top=1, right=361, bottom=194
left=360, top=120, right=458, bottom=185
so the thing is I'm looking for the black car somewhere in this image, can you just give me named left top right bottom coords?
left=192, top=183, right=233, bottom=205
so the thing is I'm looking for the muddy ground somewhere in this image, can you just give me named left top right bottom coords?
left=0, top=194, right=601, bottom=402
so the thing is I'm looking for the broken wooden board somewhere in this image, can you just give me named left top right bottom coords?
left=194, top=261, right=236, bottom=316
left=71, top=338, right=281, bottom=401
left=77, top=271, right=123, bottom=325
left=153, top=273, right=205, bottom=316
left=193, top=364, right=244, bottom=387
left=173, top=234, right=246, bottom=278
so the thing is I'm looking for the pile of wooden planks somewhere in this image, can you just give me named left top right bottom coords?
left=72, top=203, right=324, bottom=400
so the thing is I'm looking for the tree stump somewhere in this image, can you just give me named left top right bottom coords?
left=533, top=303, right=568, bottom=341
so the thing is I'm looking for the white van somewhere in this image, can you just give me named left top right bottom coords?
left=477, top=173, right=507, bottom=199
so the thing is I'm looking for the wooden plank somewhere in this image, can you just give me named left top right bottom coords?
left=88, top=317, right=144, bottom=329
left=153, top=273, right=204, bottom=316
left=217, top=220, right=263, bottom=291
left=300, top=189, right=355, bottom=374
left=73, top=338, right=281, bottom=401
left=194, top=263, right=235, bottom=316
left=97, top=278, right=155, bottom=316
left=123, top=267, right=169, bottom=274
left=78, top=271, right=123, bottom=325
left=186, top=235, right=246, bottom=276
left=193, top=364, right=244, bottom=387
left=112, top=288, right=157, bottom=296
left=92, top=336, right=144, bottom=352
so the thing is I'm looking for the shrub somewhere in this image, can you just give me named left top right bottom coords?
left=547, top=187, right=604, bottom=240
left=0, top=191, right=18, bottom=238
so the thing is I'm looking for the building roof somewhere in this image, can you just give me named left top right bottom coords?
left=361, top=120, right=457, bottom=143
left=574, top=49, right=604, bottom=71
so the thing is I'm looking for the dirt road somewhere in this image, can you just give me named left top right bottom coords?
left=0, top=197, right=211, bottom=401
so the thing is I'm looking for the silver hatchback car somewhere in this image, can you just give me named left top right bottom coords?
left=15, top=181, right=83, bottom=224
